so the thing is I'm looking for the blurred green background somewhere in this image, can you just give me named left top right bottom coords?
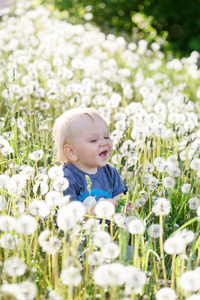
left=40, top=0, right=200, bottom=57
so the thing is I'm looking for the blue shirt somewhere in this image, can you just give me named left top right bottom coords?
left=63, top=163, right=127, bottom=205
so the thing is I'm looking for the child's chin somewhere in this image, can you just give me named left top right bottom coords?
left=100, top=161, right=108, bottom=167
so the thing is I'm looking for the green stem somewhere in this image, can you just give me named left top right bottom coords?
left=159, top=214, right=167, bottom=284
left=171, top=254, right=176, bottom=289
left=134, top=234, right=138, bottom=268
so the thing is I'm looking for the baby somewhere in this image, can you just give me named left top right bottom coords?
left=53, top=107, right=132, bottom=216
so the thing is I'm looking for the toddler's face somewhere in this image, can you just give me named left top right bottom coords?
left=69, top=115, right=112, bottom=174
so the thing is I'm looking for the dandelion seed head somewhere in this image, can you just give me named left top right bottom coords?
left=135, top=197, right=147, bottom=208
left=167, top=155, right=179, bottom=167
left=57, top=195, right=70, bottom=208
left=154, top=157, right=166, bottom=172
left=180, top=270, right=200, bottom=292
left=148, top=176, right=159, bottom=191
left=12, top=199, right=25, bottom=216
left=1, top=283, right=19, bottom=298
left=180, top=150, right=187, bottom=161
left=0, top=174, right=9, bottom=189
left=147, top=224, right=162, bottom=238
left=163, top=176, right=175, bottom=189
left=38, top=229, right=51, bottom=247
left=20, top=165, right=34, bottom=180
left=154, top=123, right=166, bottom=137
left=88, top=251, right=103, bottom=266
left=128, top=219, right=145, bottom=235
left=113, top=213, right=127, bottom=228
left=36, top=173, right=48, bottom=183
left=102, top=242, right=120, bottom=260
left=61, top=267, right=82, bottom=286
left=125, top=266, right=147, bottom=289
left=33, top=181, right=48, bottom=195
left=16, top=214, right=37, bottom=235
left=181, top=183, right=191, bottom=194
left=0, top=137, right=9, bottom=150
left=29, top=200, right=50, bottom=218
left=0, top=216, right=16, bottom=232
left=15, top=281, right=37, bottom=300
left=144, top=162, right=154, bottom=173
left=1, top=145, right=13, bottom=156
left=167, top=165, right=181, bottom=178
left=7, top=174, right=27, bottom=196
left=53, top=177, right=69, bottom=192
left=164, top=235, right=185, bottom=255
left=93, top=263, right=126, bottom=286
left=57, top=201, right=86, bottom=231
left=174, top=229, right=195, bottom=244
left=188, top=149, right=197, bottom=161
left=94, top=200, right=115, bottom=218
left=0, top=233, right=18, bottom=250
left=152, top=198, right=171, bottom=216
left=29, top=149, right=44, bottom=161
left=4, top=257, right=27, bottom=277
left=45, top=191, right=62, bottom=207
left=83, top=218, right=101, bottom=234
left=186, top=295, right=200, bottom=300
left=42, top=237, right=62, bottom=254
left=48, top=290, right=63, bottom=300
left=190, top=158, right=200, bottom=170
left=48, top=166, right=64, bottom=180
left=155, top=287, right=176, bottom=300
left=0, top=195, right=6, bottom=211
left=93, top=231, right=112, bottom=248
left=142, top=173, right=152, bottom=185
left=188, top=197, right=200, bottom=210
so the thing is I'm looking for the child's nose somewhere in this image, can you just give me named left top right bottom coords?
left=100, top=138, right=106, bottom=146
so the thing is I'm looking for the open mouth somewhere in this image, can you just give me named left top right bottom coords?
left=99, top=150, right=108, bottom=158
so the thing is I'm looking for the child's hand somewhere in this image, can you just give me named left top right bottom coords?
left=124, top=202, right=139, bottom=216
left=107, top=197, right=119, bottom=207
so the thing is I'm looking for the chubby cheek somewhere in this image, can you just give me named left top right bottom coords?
left=109, top=140, right=113, bottom=152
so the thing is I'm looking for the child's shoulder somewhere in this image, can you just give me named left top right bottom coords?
left=106, top=162, right=116, bottom=170
left=104, top=162, right=119, bottom=175
left=63, top=163, right=77, bottom=180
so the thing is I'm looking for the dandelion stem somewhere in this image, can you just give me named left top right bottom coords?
left=171, top=254, right=176, bottom=289
left=159, top=214, right=167, bottom=284
left=180, top=246, right=186, bottom=275
left=25, top=235, right=31, bottom=266
left=134, top=234, right=138, bottom=268
left=52, top=253, right=58, bottom=289
left=68, top=285, right=73, bottom=300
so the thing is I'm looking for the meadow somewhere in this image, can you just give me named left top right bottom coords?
left=0, top=0, right=200, bottom=299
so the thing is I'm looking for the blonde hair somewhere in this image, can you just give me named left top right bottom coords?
left=53, top=108, right=107, bottom=163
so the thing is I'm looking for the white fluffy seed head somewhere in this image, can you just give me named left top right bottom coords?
left=94, top=200, right=115, bottom=218
left=156, top=287, right=176, bottom=300
left=128, top=219, right=145, bottom=235
left=164, top=236, right=185, bottom=255
left=180, top=270, right=200, bottom=292
left=93, top=231, right=112, bottom=248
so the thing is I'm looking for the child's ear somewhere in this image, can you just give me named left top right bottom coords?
left=64, top=144, right=78, bottom=162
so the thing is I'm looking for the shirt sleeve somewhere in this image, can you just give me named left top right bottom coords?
left=63, top=168, right=79, bottom=201
left=108, top=164, right=128, bottom=197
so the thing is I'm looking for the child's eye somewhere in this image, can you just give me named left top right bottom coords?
left=91, top=139, right=97, bottom=143
left=104, top=136, right=110, bottom=139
